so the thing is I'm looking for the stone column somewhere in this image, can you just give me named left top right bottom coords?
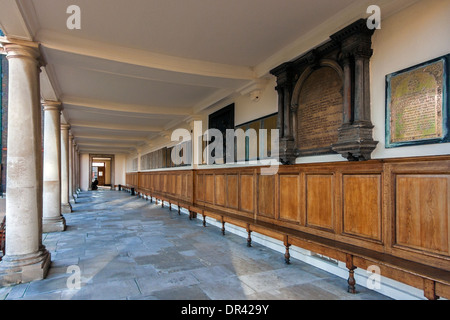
left=68, top=133, right=74, bottom=203
left=76, top=147, right=80, bottom=193
left=61, top=124, right=72, bottom=213
left=330, top=19, right=378, bottom=161
left=42, top=100, right=66, bottom=232
left=72, top=141, right=78, bottom=200
left=0, top=40, right=51, bottom=285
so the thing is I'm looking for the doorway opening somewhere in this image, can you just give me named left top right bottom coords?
left=89, top=155, right=115, bottom=190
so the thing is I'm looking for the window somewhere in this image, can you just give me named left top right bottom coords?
left=92, top=162, right=105, bottom=167
left=235, top=113, right=278, bottom=162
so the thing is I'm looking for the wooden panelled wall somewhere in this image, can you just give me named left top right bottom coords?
left=126, top=156, right=450, bottom=298
left=127, top=156, right=450, bottom=272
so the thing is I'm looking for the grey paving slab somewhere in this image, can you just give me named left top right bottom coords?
left=0, top=189, right=391, bottom=300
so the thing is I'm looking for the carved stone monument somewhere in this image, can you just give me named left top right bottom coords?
left=271, top=19, right=378, bottom=164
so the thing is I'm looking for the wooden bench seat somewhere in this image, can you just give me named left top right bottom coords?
left=124, top=156, right=450, bottom=300
left=187, top=204, right=450, bottom=300
left=124, top=186, right=450, bottom=300
left=135, top=188, right=193, bottom=216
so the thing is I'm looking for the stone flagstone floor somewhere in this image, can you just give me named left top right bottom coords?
left=0, top=189, right=391, bottom=300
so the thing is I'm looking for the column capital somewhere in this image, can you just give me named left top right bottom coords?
left=0, top=37, right=44, bottom=66
left=61, top=123, right=71, bottom=131
left=42, top=100, right=62, bottom=112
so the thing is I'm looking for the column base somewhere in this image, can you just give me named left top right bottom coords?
left=43, top=216, right=66, bottom=233
left=0, top=248, right=51, bottom=287
left=61, top=203, right=72, bottom=214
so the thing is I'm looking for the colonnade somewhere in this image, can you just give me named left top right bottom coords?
left=0, top=39, right=81, bottom=285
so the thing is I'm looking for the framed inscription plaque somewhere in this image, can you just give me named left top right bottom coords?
left=296, top=66, right=343, bottom=156
left=386, top=55, right=449, bottom=148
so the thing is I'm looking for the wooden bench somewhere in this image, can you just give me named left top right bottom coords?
left=188, top=204, right=450, bottom=300
left=121, top=184, right=136, bottom=195
left=124, top=187, right=450, bottom=300
left=134, top=187, right=194, bottom=217
left=124, top=157, right=450, bottom=300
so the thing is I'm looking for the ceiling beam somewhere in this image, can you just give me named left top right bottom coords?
left=79, top=148, right=135, bottom=154
left=78, top=144, right=136, bottom=151
left=62, top=96, right=192, bottom=116
left=77, top=141, right=140, bottom=148
left=74, top=134, right=149, bottom=142
left=70, top=121, right=163, bottom=133
left=36, top=29, right=256, bottom=81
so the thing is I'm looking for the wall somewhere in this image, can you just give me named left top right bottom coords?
left=370, top=0, right=450, bottom=159
left=104, top=160, right=111, bottom=185
left=79, top=153, right=90, bottom=191
left=126, top=0, right=450, bottom=168
left=234, top=78, right=278, bottom=126
left=114, top=154, right=127, bottom=186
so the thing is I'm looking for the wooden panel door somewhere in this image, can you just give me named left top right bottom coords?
left=98, top=167, right=105, bottom=186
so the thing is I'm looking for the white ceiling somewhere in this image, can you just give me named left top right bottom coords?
left=0, top=0, right=418, bottom=154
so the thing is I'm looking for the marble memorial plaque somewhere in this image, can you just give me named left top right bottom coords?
left=386, top=56, right=449, bottom=148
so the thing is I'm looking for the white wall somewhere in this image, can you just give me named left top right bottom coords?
left=370, top=0, right=450, bottom=159
left=234, top=78, right=278, bottom=126
left=79, top=153, right=128, bottom=190
left=104, top=160, right=111, bottom=185
left=125, top=0, right=450, bottom=169
left=80, top=153, right=90, bottom=191
left=114, top=154, right=127, bottom=186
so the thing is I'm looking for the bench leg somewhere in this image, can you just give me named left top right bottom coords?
left=346, top=254, right=357, bottom=294
left=178, top=206, right=181, bottom=215
left=284, top=236, right=291, bottom=264
left=169, top=202, right=172, bottom=211
left=247, top=231, right=252, bottom=247
left=424, top=279, right=439, bottom=300
left=221, top=220, right=225, bottom=236
left=202, top=214, right=206, bottom=227
left=284, top=245, right=291, bottom=265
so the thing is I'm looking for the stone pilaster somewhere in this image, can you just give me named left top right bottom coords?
left=61, top=123, right=72, bottom=213
left=42, top=100, right=66, bottom=232
left=0, top=39, right=51, bottom=286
